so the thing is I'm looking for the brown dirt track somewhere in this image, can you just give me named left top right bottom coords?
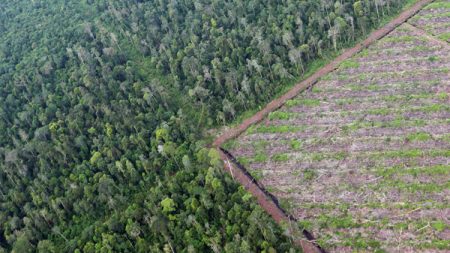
left=213, top=1, right=438, bottom=252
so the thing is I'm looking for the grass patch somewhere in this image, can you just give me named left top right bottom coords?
left=428, top=56, right=439, bottom=62
left=432, top=220, right=448, bottom=232
left=406, top=132, right=432, bottom=142
left=309, top=151, right=348, bottom=161
left=411, top=10, right=450, bottom=19
left=340, top=59, right=360, bottom=69
left=311, top=153, right=326, bottom=161
left=268, top=111, right=291, bottom=120
left=254, top=153, right=268, bottom=163
left=406, top=93, right=434, bottom=100
left=359, top=48, right=369, bottom=57
left=402, top=182, right=449, bottom=193
left=222, top=139, right=237, bottom=150
left=298, top=220, right=313, bottom=230
left=237, top=157, right=250, bottom=166
left=252, top=140, right=269, bottom=150
left=418, top=104, right=449, bottom=113
left=303, top=169, right=317, bottom=181
left=372, top=149, right=425, bottom=159
left=424, top=2, right=450, bottom=9
left=374, top=179, right=450, bottom=193
left=318, top=214, right=359, bottom=229
left=290, top=139, right=302, bottom=150
left=279, top=197, right=294, bottom=211
left=341, top=117, right=428, bottom=132
left=343, top=237, right=382, bottom=251
left=250, top=170, right=264, bottom=180
left=428, top=149, right=450, bottom=157
left=411, top=45, right=430, bottom=51
left=367, top=107, right=391, bottom=115
left=285, top=98, right=321, bottom=107
left=441, top=134, right=450, bottom=143
left=437, top=92, right=449, bottom=100
left=253, top=125, right=303, bottom=133
left=376, top=165, right=450, bottom=177
left=336, top=98, right=355, bottom=105
left=383, top=35, right=416, bottom=43
left=311, top=85, right=323, bottom=93
left=272, top=153, right=290, bottom=162
left=374, top=149, right=450, bottom=159
left=438, top=32, right=450, bottom=41
left=390, top=117, right=425, bottom=128
left=417, top=240, right=450, bottom=250
left=347, top=83, right=380, bottom=91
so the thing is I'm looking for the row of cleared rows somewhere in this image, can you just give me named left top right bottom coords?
left=409, top=0, right=450, bottom=41
left=226, top=19, right=450, bottom=251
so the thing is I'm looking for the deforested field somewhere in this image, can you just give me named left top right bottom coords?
left=224, top=3, right=450, bottom=252
left=409, top=1, right=450, bottom=42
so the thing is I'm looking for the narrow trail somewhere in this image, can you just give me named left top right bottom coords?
left=213, top=1, right=436, bottom=252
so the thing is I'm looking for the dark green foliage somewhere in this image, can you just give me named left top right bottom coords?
left=0, top=0, right=412, bottom=252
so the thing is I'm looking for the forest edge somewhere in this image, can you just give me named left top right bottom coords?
left=212, top=0, right=436, bottom=252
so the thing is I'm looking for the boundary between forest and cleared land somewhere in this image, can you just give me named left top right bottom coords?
left=213, top=1, right=435, bottom=252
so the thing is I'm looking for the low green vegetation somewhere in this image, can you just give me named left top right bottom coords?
left=290, top=140, right=303, bottom=150
left=442, top=134, right=450, bottom=143
left=419, top=104, right=450, bottom=113
left=272, top=153, right=290, bottom=162
left=286, top=98, right=321, bottom=107
left=432, top=220, right=448, bottom=232
left=372, top=149, right=449, bottom=159
left=318, top=214, right=359, bottom=229
left=406, top=132, right=432, bottom=142
left=367, top=108, right=392, bottom=115
left=374, top=180, right=449, bottom=193
left=342, top=118, right=429, bottom=132
left=383, top=35, right=417, bottom=43
left=437, top=92, right=449, bottom=100
left=250, top=170, right=264, bottom=181
left=340, top=60, right=360, bottom=69
left=269, top=111, right=291, bottom=120
left=303, top=169, right=318, bottom=181
left=438, top=32, right=450, bottom=41
left=309, top=151, right=348, bottom=162
left=252, top=125, right=305, bottom=134
left=222, top=139, right=238, bottom=150
left=348, top=83, right=380, bottom=91
left=417, top=240, right=450, bottom=250
left=424, top=1, right=450, bottom=9
left=254, top=153, right=269, bottom=163
left=376, top=165, right=450, bottom=177
left=428, top=56, right=439, bottom=62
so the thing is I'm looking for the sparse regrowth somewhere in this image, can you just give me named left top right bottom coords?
left=227, top=10, right=450, bottom=252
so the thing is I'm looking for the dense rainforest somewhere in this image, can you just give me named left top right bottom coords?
left=0, top=0, right=413, bottom=252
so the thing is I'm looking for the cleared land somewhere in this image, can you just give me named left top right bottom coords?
left=224, top=3, right=450, bottom=252
left=409, top=0, right=450, bottom=42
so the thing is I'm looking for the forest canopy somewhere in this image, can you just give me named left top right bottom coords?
left=0, top=0, right=413, bottom=252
